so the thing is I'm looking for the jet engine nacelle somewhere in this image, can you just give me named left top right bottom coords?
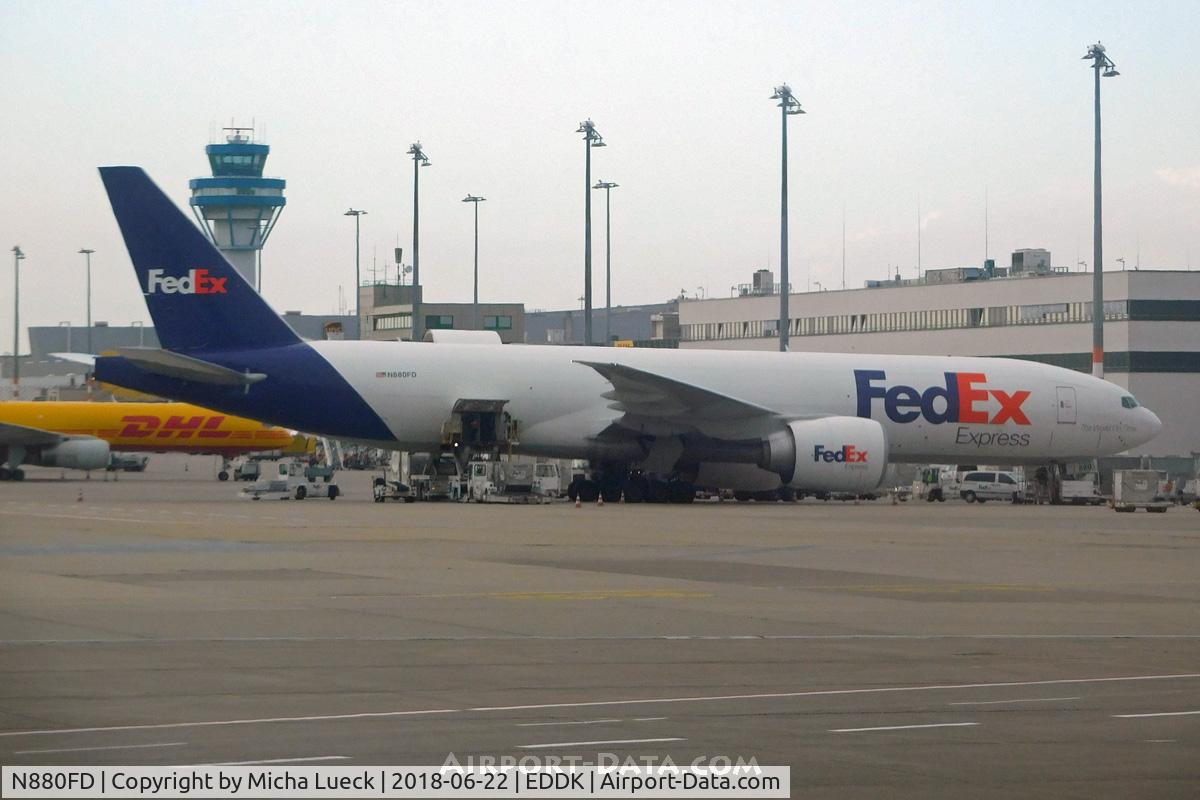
left=762, top=416, right=887, bottom=492
left=33, top=439, right=111, bottom=471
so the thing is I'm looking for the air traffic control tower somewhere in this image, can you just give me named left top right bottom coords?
left=189, top=127, right=285, bottom=290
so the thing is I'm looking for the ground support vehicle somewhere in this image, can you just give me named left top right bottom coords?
left=1111, top=469, right=1170, bottom=513
left=913, top=465, right=957, bottom=502
left=408, top=453, right=465, bottom=501
left=239, top=460, right=340, bottom=501
left=107, top=453, right=148, bottom=472
left=467, top=459, right=548, bottom=503
left=1060, top=478, right=1105, bottom=506
left=959, top=470, right=1025, bottom=504
left=372, top=471, right=415, bottom=503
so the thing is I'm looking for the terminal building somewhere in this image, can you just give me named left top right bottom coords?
left=525, top=301, right=679, bottom=345
left=358, top=284, right=525, bottom=344
left=678, top=255, right=1200, bottom=458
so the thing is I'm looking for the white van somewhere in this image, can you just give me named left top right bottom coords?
left=959, top=470, right=1024, bottom=503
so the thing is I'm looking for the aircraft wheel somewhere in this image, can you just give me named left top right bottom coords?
left=600, top=483, right=623, bottom=504
left=576, top=480, right=599, bottom=503
left=295, top=485, right=308, bottom=500
left=732, top=490, right=752, bottom=503
left=668, top=481, right=695, bottom=504
left=11, top=468, right=24, bottom=481
left=328, top=485, right=340, bottom=500
left=647, top=480, right=671, bottom=504
left=963, top=491, right=977, bottom=503
left=622, top=477, right=646, bottom=503
left=777, top=486, right=797, bottom=503
left=0, top=467, right=10, bottom=481
left=218, top=471, right=229, bottom=481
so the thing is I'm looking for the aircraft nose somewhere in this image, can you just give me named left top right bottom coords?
left=1144, top=408, right=1163, bottom=439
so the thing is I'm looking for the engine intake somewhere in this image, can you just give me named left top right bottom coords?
left=762, top=416, right=887, bottom=492
left=33, top=439, right=111, bottom=471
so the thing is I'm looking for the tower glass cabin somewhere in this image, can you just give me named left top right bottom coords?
left=189, top=127, right=285, bottom=290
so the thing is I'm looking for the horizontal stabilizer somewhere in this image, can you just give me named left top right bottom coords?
left=115, top=348, right=267, bottom=386
left=49, top=352, right=97, bottom=367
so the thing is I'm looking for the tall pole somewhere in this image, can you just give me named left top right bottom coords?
left=604, top=185, right=611, bottom=344
left=408, top=142, right=430, bottom=341
left=770, top=85, right=804, bottom=352
left=79, top=249, right=94, bottom=353
left=594, top=181, right=618, bottom=345
left=1084, top=42, right=1118, bottom=379
left=462, top=195, right=486, bottom=329
left=11, top=246, right=24, bottom=398
left=577, top=120, right=604, bottom=346
left=917, top=195, right=922, bottom=279
left=344, top=210, right=366, bottom=339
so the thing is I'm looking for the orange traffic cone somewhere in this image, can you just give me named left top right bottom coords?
left=597, top=495, right=604, bottom=507
left=575, top=497, right=582, bottom=509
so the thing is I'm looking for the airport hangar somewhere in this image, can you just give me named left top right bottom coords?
left=678, top=256, right=1200, bottom=461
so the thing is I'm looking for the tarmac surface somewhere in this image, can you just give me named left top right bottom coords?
left=1, top=454, right=1198, bottom=798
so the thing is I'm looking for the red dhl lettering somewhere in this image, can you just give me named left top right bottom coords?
left=119, top=414, right=230, bottom=439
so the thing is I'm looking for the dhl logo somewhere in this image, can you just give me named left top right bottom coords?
left=119, top=414, right=232, bottom=439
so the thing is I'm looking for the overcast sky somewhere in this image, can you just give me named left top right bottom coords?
left=2, top=0, right=1198, bottom=353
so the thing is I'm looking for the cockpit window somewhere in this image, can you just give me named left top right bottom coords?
left=1121, top=395, right=1139, bottom=409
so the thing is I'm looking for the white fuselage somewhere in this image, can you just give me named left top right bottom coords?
left=309, top=341, right=1161, bottom=464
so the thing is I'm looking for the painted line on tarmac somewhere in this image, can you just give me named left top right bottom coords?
left=14, top=742, right=186, bottom=755
left=518, top=738, right=685, bottom=750
left=198, top=756, right=350, bottom=766
left=466, top=674, right=1200, bottom=712
left=516, top=719, right=623, bottom=727
left=1113, top=710, right=1200, bottom=718
left=950, top=696, right=1081, bottom=705
left=831, top=722, right=979, bottom=733
left=0, top=709, right=458, bottom=738
left=2, top=674, right=1197, bottom=739
left=6, top=634, right=1200, bottom=645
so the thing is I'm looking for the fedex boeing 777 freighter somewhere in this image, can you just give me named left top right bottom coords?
left=90, top=167, right=1161, bottom=502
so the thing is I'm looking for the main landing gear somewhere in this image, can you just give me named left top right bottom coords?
left=567, top=468, right=696, bottom=504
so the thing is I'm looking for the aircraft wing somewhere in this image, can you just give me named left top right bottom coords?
left=574, top=360, right=785, bottom=439
left=0, top=422, right=68, bottom=448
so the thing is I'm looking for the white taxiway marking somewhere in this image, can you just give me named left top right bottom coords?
left=831, top=723, right=980, bottom=733
left=633, top=717, right=668, bottom=722
left=0, top=709, right=457, bottom=737
left=515, top=719, right=622, bottom=727
left=519, top=738, right=685, bottom=750
left=1113, top=710, right=1200, bottom=719
left=14, top=742, right=186, bottom=755
left=950, top=696, right=1081, bottom=705
left=199, top=756, right=349, bottom=766
left=2, top=674, right=1196, bottom=738
left=466, top=673, right=1200, bottom=712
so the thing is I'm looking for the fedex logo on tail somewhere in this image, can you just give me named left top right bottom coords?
left=813, top=444, right=869, bottom=463
left=146, top=268, right=227, bottom=295
left=855, top=370, right=1031, bottom=425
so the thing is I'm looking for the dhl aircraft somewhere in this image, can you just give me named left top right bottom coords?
left=0, top=400, right=309, bottom=480
left=82, top=167, right=1162, bottom=502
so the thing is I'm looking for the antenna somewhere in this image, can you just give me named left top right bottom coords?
left=984, top=186, right=989, bottom=263
left=917, top=193, right=922, bottom=279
